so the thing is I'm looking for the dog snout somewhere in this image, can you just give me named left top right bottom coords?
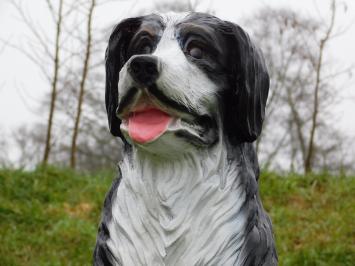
left=128, top=55, right=160, bottom=86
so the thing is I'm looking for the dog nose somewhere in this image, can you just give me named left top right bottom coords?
left=128, top=55, right=159, bottom=86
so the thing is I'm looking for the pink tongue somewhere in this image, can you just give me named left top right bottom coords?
left=128, top=109, right=172, bottom=144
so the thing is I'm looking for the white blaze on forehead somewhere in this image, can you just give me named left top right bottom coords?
left=152, top=13, right=219, bottom=115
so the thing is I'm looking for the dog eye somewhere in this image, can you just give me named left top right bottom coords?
left=188, top=45, right=203, bottom=59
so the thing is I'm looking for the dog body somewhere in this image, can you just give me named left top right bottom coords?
left=94, top=12, right=277, bottom=266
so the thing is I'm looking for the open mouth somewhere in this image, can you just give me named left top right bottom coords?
left=117, top=86, right=218, bottom=146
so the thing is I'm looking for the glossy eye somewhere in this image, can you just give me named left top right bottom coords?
left=188, top=45, right=203, bottom=59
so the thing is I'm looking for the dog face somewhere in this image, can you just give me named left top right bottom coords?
left=105, top=12, right=269, bottom=153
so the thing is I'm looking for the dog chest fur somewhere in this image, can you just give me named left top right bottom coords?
left=107, top=141, right=248, bottom=265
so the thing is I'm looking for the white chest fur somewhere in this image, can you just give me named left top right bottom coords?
left=107, top=142, right=248, bottom=266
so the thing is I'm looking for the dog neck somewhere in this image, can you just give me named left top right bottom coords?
left=107, top=140, right=249, bottom=265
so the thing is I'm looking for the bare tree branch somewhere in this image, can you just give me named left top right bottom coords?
left=11, top=0, right=55, bottom=60
left=70, top=0, right=96, bottom=169
left=305, top=0, right=336, bottom=173
left=247, top=3, right=350, bottom=173
left=44, top=0, right=57, bottom=24
left=42, top=0, right=64, bottom=165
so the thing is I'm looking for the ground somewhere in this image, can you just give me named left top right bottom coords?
left=0, top=167, right=354, bottom=265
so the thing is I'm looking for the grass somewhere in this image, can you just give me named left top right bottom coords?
left=0, top=167, right=354, bottom=265
left=260, top=172, right=355, bottom=265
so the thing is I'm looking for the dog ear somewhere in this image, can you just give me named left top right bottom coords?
left=222, top=22, right=269, bottom=143
left=105, top=17, right=142, bottom=137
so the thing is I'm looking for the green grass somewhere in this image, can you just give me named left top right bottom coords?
left=260, top=172, right=355, bottom=265
left=0, top=167, right=354, bottom=265
left=0, top=166, right=114, bottom=266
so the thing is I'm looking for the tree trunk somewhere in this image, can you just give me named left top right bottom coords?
left=70, top=0, right=96, bottom=169
left=305, top=0, right=336, bottom=173
left=42, top=0, right=64, bottom=165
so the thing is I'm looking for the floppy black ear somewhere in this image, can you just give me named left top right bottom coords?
left=222, top=22, right=269, bottom=143
left=105, top=17, right=143, bottom=137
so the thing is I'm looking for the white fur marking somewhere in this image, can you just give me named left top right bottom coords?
left=108, top=140, right=247, bottom=265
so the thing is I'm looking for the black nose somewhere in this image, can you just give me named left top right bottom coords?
left=128, top=55, right=159, bottom=86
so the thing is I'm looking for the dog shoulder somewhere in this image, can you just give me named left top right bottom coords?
left=235, top=144, right=278, bottom=265
left=237, top=206, right=278, bottom=266
left=93, top=174, right=122, bottom=266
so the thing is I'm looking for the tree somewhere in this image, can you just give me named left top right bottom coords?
left=13, top=125, right=46, bottom=168
left=245, top=1, right=351, bottom=173
left=10, top=0, right=69, bottom=165
left=42, top=0, right=64, bottom=165
left=304, top=0, right=336, bottom=173
left=8, top=0, right=121, bottom=170
left=70, top=0, right=96, bottom=169
left=48, top=0, right=125, bottom=171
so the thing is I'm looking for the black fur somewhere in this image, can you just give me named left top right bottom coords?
left=222, top=21, right=269, bottom=143
left=177, top=13, right=269, bottom=143
left=105, top=14, right=164, bottom=137
left=94, top=173, right=122, bottom=266
left=234, top=143, right=277, bottom=265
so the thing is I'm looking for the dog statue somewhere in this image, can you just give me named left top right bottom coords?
left=94, top=12, right=277, bottom=266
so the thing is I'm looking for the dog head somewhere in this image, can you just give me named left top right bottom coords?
left=105, top=12, right=269, bottom=153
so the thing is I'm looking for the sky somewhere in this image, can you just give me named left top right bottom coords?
left=0, top=0, right=354, bottom=162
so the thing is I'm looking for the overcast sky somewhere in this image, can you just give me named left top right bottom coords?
left=0, top=0, right=354, bottom=161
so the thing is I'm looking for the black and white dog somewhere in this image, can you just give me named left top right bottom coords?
left=94, top=12, right=277, bottom=266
